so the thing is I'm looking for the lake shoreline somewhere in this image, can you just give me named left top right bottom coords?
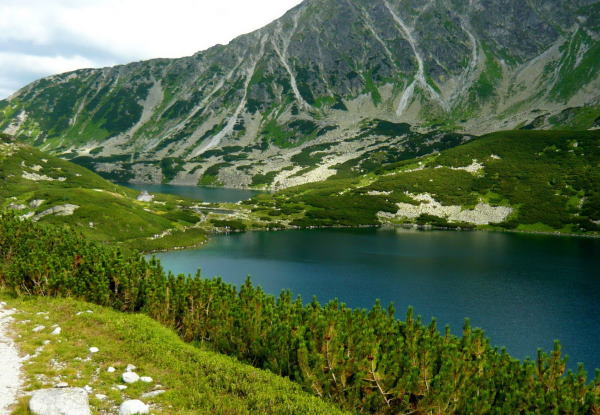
left=141, top=222, right=599, bottom=255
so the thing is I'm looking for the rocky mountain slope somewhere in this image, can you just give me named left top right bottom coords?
left=1, top=0, right=599, bottom=188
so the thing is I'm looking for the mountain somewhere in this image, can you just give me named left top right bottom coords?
left=0, top=137, right=205, bottom=250
left=1, top=0, right=599, bottom=188
left=256, top=130, right=600, bottom=235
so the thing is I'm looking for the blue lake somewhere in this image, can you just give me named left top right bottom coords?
left=155, top=227, right=600, bottom=371
left=120, top=183, right=266, bottom=203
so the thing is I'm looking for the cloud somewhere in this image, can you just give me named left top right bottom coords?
left=0, top=0, right=303, bottom=98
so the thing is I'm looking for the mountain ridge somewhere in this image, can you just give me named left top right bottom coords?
left=1, top=0, right=599, bottom=188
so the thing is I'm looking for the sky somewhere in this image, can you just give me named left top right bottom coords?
left=0, top=0, right=304, bottom=99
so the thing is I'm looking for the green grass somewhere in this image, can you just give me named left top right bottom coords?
left=2, top=293, right=348, bottom=415
left=0, top=143, right=206, bottom=251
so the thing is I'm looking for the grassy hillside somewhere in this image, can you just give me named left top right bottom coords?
left=2, top=294, right=347, bottom=415
left=251, top=130, right=600, bottom=235
left=0, top=139, right=206, bottom=251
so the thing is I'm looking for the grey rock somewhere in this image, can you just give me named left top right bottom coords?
left=29, top=388, right=91, bottom=415
left=141, top=389, right=165, bottom=398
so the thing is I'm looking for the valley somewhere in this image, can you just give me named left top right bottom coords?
left=0, top=0, right=599, bottom=413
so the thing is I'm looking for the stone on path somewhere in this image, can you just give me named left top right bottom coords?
left=141, top=390, right=165, bottom=398
left=122, top=372, right=140, bottom=384
left=119, top=399, right=149, bottom=415
left=29, top=388, right=91, bottom=415
left=140, top=376, right=153, bottom=383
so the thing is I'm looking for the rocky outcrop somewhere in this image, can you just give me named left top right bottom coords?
left=29, top=388, right=91, bottom=415
left=33, top=204, right=79, bottom=221
left=379, top=193, right=513, bottom=225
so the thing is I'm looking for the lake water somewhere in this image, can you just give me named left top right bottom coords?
left=120, top=183, right=265, bottom=203
left=155, top=227, right=600, bottom=371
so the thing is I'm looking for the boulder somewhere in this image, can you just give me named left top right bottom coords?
left=29, top=388, right=91, bottom=415
left=136, top=191, right=154, bottom=202
left=119, top=399, right=149, bottom=415
left=122, top=371, right=139, bottom=383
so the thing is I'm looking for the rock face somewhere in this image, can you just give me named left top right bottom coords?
left=1, top=0, right=598, bottom=189
left=29, top=388, right=91, bottom=415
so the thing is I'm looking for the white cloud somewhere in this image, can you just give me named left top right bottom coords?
left=0, top=52, right=96, bottom=75
left=0, top=0, right=303, bottom=98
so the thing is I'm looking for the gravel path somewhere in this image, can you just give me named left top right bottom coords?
left=0, top=302, right=21, bottom=415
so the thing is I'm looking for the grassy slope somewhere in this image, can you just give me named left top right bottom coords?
left=250, top=130, right=600, bottom=235
left=2, top=293, right=347, bottom=415
left=0, top=141, right=206, bottom=251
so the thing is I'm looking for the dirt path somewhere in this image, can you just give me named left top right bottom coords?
left=0, top=302, right=21, bottom=415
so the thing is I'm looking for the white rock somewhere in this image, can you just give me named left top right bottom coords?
left=55, top=382, right=68, bottom=388
left=89, top=347, right=99, bottom=353
left=136, top=191, right=154, bottom=202
left=86, top=310, right=93, bottom=314
left=51, top=327, right=61, bottom=335
left=95, top=393, right=107, bottom=400
left=36, top=312, right=49, bottom=316
left=125, top=364, right=136, bottom=372
left=42, top=340, right=51, bottom=345
left=139, top=376, right=153, bottom=383
left=32, top=325, right=45, bottom=333
left=83, top=385, right=93, bottom=393
left=141, top=390, right=165, bottom=398
left=122, top=372, right=140, bottom=384
left=119, top=399, right=149, bottom=415
left=29, top=388, right=91, bottom=415
left=107, top=366, right=116, bottom=373
left=115, top=385, right=128, bottom=391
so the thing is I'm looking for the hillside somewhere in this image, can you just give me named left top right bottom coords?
left=1, top=0, right=598, bottom=188
left=248, top=130, right=600, bottom=234
left=1, top=294, right=347, bottom=415
left=0, top=139, right=206, bottom=251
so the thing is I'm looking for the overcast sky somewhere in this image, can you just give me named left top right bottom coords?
left=0, top=0, right=304, bottom=99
